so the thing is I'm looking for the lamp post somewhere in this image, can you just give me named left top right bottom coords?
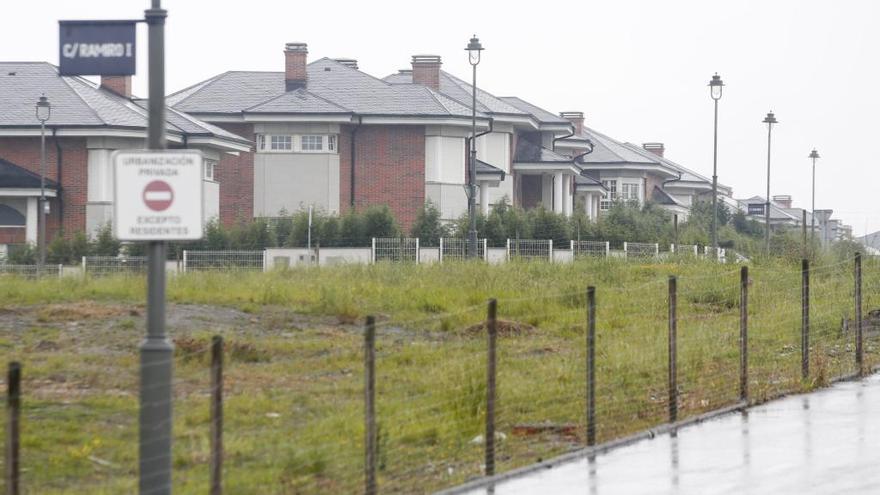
left=762, top=111, right=778, bottom=254
left=465, top=35, right=483, bottom=259
left=708, top=73, right=724, bottom=257
left=35, top=95, right=51, bottom=271
left=809, top=149, right=819, bottom=248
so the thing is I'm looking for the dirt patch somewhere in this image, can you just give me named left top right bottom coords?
left=36, top=302, right=138, bottom=323
left=462, top=319, right=536, bottom=337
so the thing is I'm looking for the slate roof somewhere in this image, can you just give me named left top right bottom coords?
left=498, top=97, right=571, bottom=125
left=738, top=196, right=799, bottom=221
left=476, top=159, right=505, bottom=179
left=0, top=62, right=250, bottom=149
left=651, top=186, right=685, bottom=206
left=0, top=157, right=58, bottom=189
left=575, top=174, right=605, bottom=189
left=169, top=58, right=486, bottom=119
left=621, top=142, right=732, bottom=194
left=513, top=138, right=573, bottom=163
left=384, top=70, right=529, bottom=117
left=576, top=126, right=660, bottom=165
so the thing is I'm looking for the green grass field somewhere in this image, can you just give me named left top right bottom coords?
left=1, top=256, right=878, bottom=494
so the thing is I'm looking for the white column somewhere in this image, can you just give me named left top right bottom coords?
left=553, top=172, right=564, bottom=213
left=584, top=192, right=593, bottom=219
left=25, top=197, right=38, bottom=244
left=562, top=175, right=572, bottom=217
left=479, top=182, right=490, bottom=216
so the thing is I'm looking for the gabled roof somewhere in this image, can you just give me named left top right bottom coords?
left=0, top=62, right=250, bottom=151
left=384, top=70, right=528, bottom=117
left=0, top=157, right=58, bottom=189
left=738, top=196, right=799, bottom=222
left=651, top=186, right=686, bottom=206
left=476, top=159, right=505, bottom=180
left=169, top=58, right=487, bottom=120
left=576, top=126, right=660, bottom=165
left=621, top=142, right=732, bottom=196
left=498, top=96, right=571, bottom=125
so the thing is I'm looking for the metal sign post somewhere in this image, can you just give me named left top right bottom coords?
left=143, top=2, right=170, bottom=494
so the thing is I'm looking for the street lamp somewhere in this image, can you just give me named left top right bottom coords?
left=809, top=149, right=820, bottom=247
left=465, top=35, right=483, bottom=258
left=35, top=94, right=51, bottom=270
left=762, top=111, right=778, bottom=254
left=708, top=73, right=724, bottom=257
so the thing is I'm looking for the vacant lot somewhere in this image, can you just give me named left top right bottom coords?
left=0, top=257, right=878, bottom=494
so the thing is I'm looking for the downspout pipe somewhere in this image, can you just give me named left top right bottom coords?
left=350, top=115, right=362, bottom=209
left=465, top=118, right=494, bottom=180
left=52, top=127, right=63, bottom=235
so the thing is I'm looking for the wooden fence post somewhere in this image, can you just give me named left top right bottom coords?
left=364, top=316, right=377, bottom=495
left=586, top=287, right=596, bottom=446
left=6, top=362, right=21, bottom=495
left=210, top=336, right=223, bottom=495
left=855, top=253, right=864, bottom=377
left=485, top=299, right=498, bottom=477
left=668, top=276, right=678, bottom=424
left=740, top=266, right=749, bottom=402
left=802, top=259, right=810, bottom=381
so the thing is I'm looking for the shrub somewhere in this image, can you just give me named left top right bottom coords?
left=410, top=201, right=447, bottom=246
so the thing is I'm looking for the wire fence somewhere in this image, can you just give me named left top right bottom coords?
left=372, top=238, right=420, bottom=263
left=0, top=264, right=63, bottom=278
left=624, top=242, right=660, bottom=258
left=82, top=256, right=148, bottom=277
left=182, top=250, right=265, bottom=272
left=439, top=238, right=487, bottom=262
left=571, top=240, right=609, bottom=258
left=1, top=255, right=877, bottom=494
left=507, top=239, right=552, bottom=261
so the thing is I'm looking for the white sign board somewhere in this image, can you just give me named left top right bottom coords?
left=113, top=150, right=204, bottom=241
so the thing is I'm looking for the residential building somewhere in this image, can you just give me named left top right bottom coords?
left=0, top=62, right=250, bottom=253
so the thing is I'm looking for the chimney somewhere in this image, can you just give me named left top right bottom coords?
left=334, top=58, right=358, bottom=69
left=772, top=195, right=793, bottom=209
left=101, top=75, right=132, bottom=97
left=284, top=42, right=308, bottom=91
left=642, top=142, right=665, bottom=158
left=411, top=55, right=442, bottom=91
left=560, top=112, right=585, bottom=135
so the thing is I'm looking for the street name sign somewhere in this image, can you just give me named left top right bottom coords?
left=113, top=150, right=204, bottom=241
left=59, top=20, right=137, bottom=76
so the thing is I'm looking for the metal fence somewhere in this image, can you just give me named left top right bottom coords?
left=0, top=264, right=63, bottom=278
left=439, top=238, right=487, bottom=262
left=624, top=242, right=659, bottom=258
left=571, top=240, right=610, bottom=258
left=671, top=244, right=700, bottom=256
left=82, top=256, right=148, bottom=277
left=507, top=239, right=553, bottom=261
left=182, top=250, right=266, bottom=272
left=703, top=246, right=727, bottom=262
left=371, top=238, right=419, bottom=263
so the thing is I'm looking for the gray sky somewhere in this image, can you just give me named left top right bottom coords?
left=7, top=0, right=879, bottom=234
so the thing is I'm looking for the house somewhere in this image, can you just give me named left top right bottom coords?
left=0, top=62, right=250, bottom=253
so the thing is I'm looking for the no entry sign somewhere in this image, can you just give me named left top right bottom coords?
left=113, top=150, right=204, bottom=241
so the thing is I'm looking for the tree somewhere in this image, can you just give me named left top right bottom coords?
left=92, top=223, right=121, bottom=256
left=410, top=201, right=447, bottom=246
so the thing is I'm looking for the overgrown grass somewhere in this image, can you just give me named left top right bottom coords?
left=1, top=256, right=879, bottom=493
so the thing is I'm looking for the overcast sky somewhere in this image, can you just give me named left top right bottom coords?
left=6, top=0, right=879, bottom=234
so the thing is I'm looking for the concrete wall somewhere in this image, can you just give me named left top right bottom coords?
left=419, top=247, right=440, bottom=264
left=487, top=247, right=507, bottom=264
left=318, top=247, right=372, bottom=266
left=553, top=249, right=573, bottom=263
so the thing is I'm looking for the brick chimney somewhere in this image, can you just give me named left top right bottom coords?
left=772, top=195, right=793, bottom=209
left=411, top=55, right=442, bottom=91
left=101, top=75, right=132, bottom=97
left=284, top=42, right=308, bottom=91
left=560, top=112, right=585, bottom=135
left=642, top=142, right=665, bottom=158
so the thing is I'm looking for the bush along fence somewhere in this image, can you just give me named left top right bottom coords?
left=3, top=254, right=878, bottom=493
left=2, top=239, right=733, bottom=277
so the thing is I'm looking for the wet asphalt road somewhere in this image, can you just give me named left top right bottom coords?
left=462, top=374, right=880, bottom=494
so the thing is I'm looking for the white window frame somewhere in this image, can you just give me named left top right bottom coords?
left=203, top=159, right=217, bottom=181
left=600, top=180, right=617, bottom=211
left=257, top=134, right=339, bottom=154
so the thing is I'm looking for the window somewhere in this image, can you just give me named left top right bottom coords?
left=204, top=159, right=217, bottom=181
left=301, top=135, right=324, bottom=151
left=621, top=183, right=640, bottom=203
left=600, top=180, right=617, bottom=211
left=270, top=135, right=293, bottom=151
left=257, top=134, right=338, bottom=153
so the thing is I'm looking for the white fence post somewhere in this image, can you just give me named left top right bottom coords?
left=483, top=238, right=488, bottom=262
left=506, top=239, right=511, bottom=262
left=623, top=242, right=628, bottom=258
left=693, top=245, right=699, bottom=256
left=439, top=238, right=444, bottom=263
left=81, top=256, right=87, bottom=275
left=605, top=241, right=610, bottom=258
left=415, top=238, right=420, bottom=264
left=655, top=243, right=660, bottom=257
left=570, top=240, right=574, bottom=258
left=548, top=239, right=553, bottom=262
left=58, top=264, right=63, bottom=279
left=262, top=250, right=268, bottom=272
left=182, top=250, right=188, bottom=273
left=670, top=243, right=676, bottom=254
left=371, top=238, right=376, bottom=264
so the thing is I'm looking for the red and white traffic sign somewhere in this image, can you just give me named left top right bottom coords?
left=143, top=180, right=175, bottom=212
left=113, top=150, right=204, bottom=241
